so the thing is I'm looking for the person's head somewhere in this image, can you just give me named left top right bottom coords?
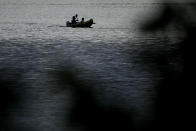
left=72, top=16, right=75, bottom=20
left=82, top=18, right=84, bottom=21
left=75, top=14, right=78, bottom=17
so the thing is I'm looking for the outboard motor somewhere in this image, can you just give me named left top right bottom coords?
left=90, top=19, right=95, bottom=24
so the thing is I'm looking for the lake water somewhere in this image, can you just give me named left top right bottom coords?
left=0, top=0, right=182, bottom=131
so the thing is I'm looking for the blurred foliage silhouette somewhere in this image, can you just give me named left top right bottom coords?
left=140, top=1, right=196, bottom=130
left=54, top=65, right=134, bottom=131
left=0, top=68, right=25, bottom=131
left=53, top=1, right=196, bottom=131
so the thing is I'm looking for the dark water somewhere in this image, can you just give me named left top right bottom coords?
left=1, top=1, right=194, bottom=131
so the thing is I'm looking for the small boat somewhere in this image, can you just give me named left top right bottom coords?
left=66, top=19, right=95, bottom=28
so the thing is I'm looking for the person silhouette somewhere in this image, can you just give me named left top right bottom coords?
left=75, top=14, right=78, bottom=22
left=71, top=16, right=76, bottom=24
left=81, top=18, right=84, bottom=24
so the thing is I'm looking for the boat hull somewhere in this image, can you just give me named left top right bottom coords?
left=66, top=19, right=94, bottom=28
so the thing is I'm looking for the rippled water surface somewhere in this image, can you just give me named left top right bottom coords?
left=0, top=0, right=181, bottom=130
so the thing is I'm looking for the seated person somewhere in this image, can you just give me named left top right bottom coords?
left=81, top=18, right=84, bottom=24
left=71, top=16, right=77, bottom=24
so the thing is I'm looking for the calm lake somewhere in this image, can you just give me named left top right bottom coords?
left=0, top=0, right=183, bottom=131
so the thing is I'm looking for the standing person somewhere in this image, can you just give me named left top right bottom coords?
left=75, top=14, right=78, bottom=22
